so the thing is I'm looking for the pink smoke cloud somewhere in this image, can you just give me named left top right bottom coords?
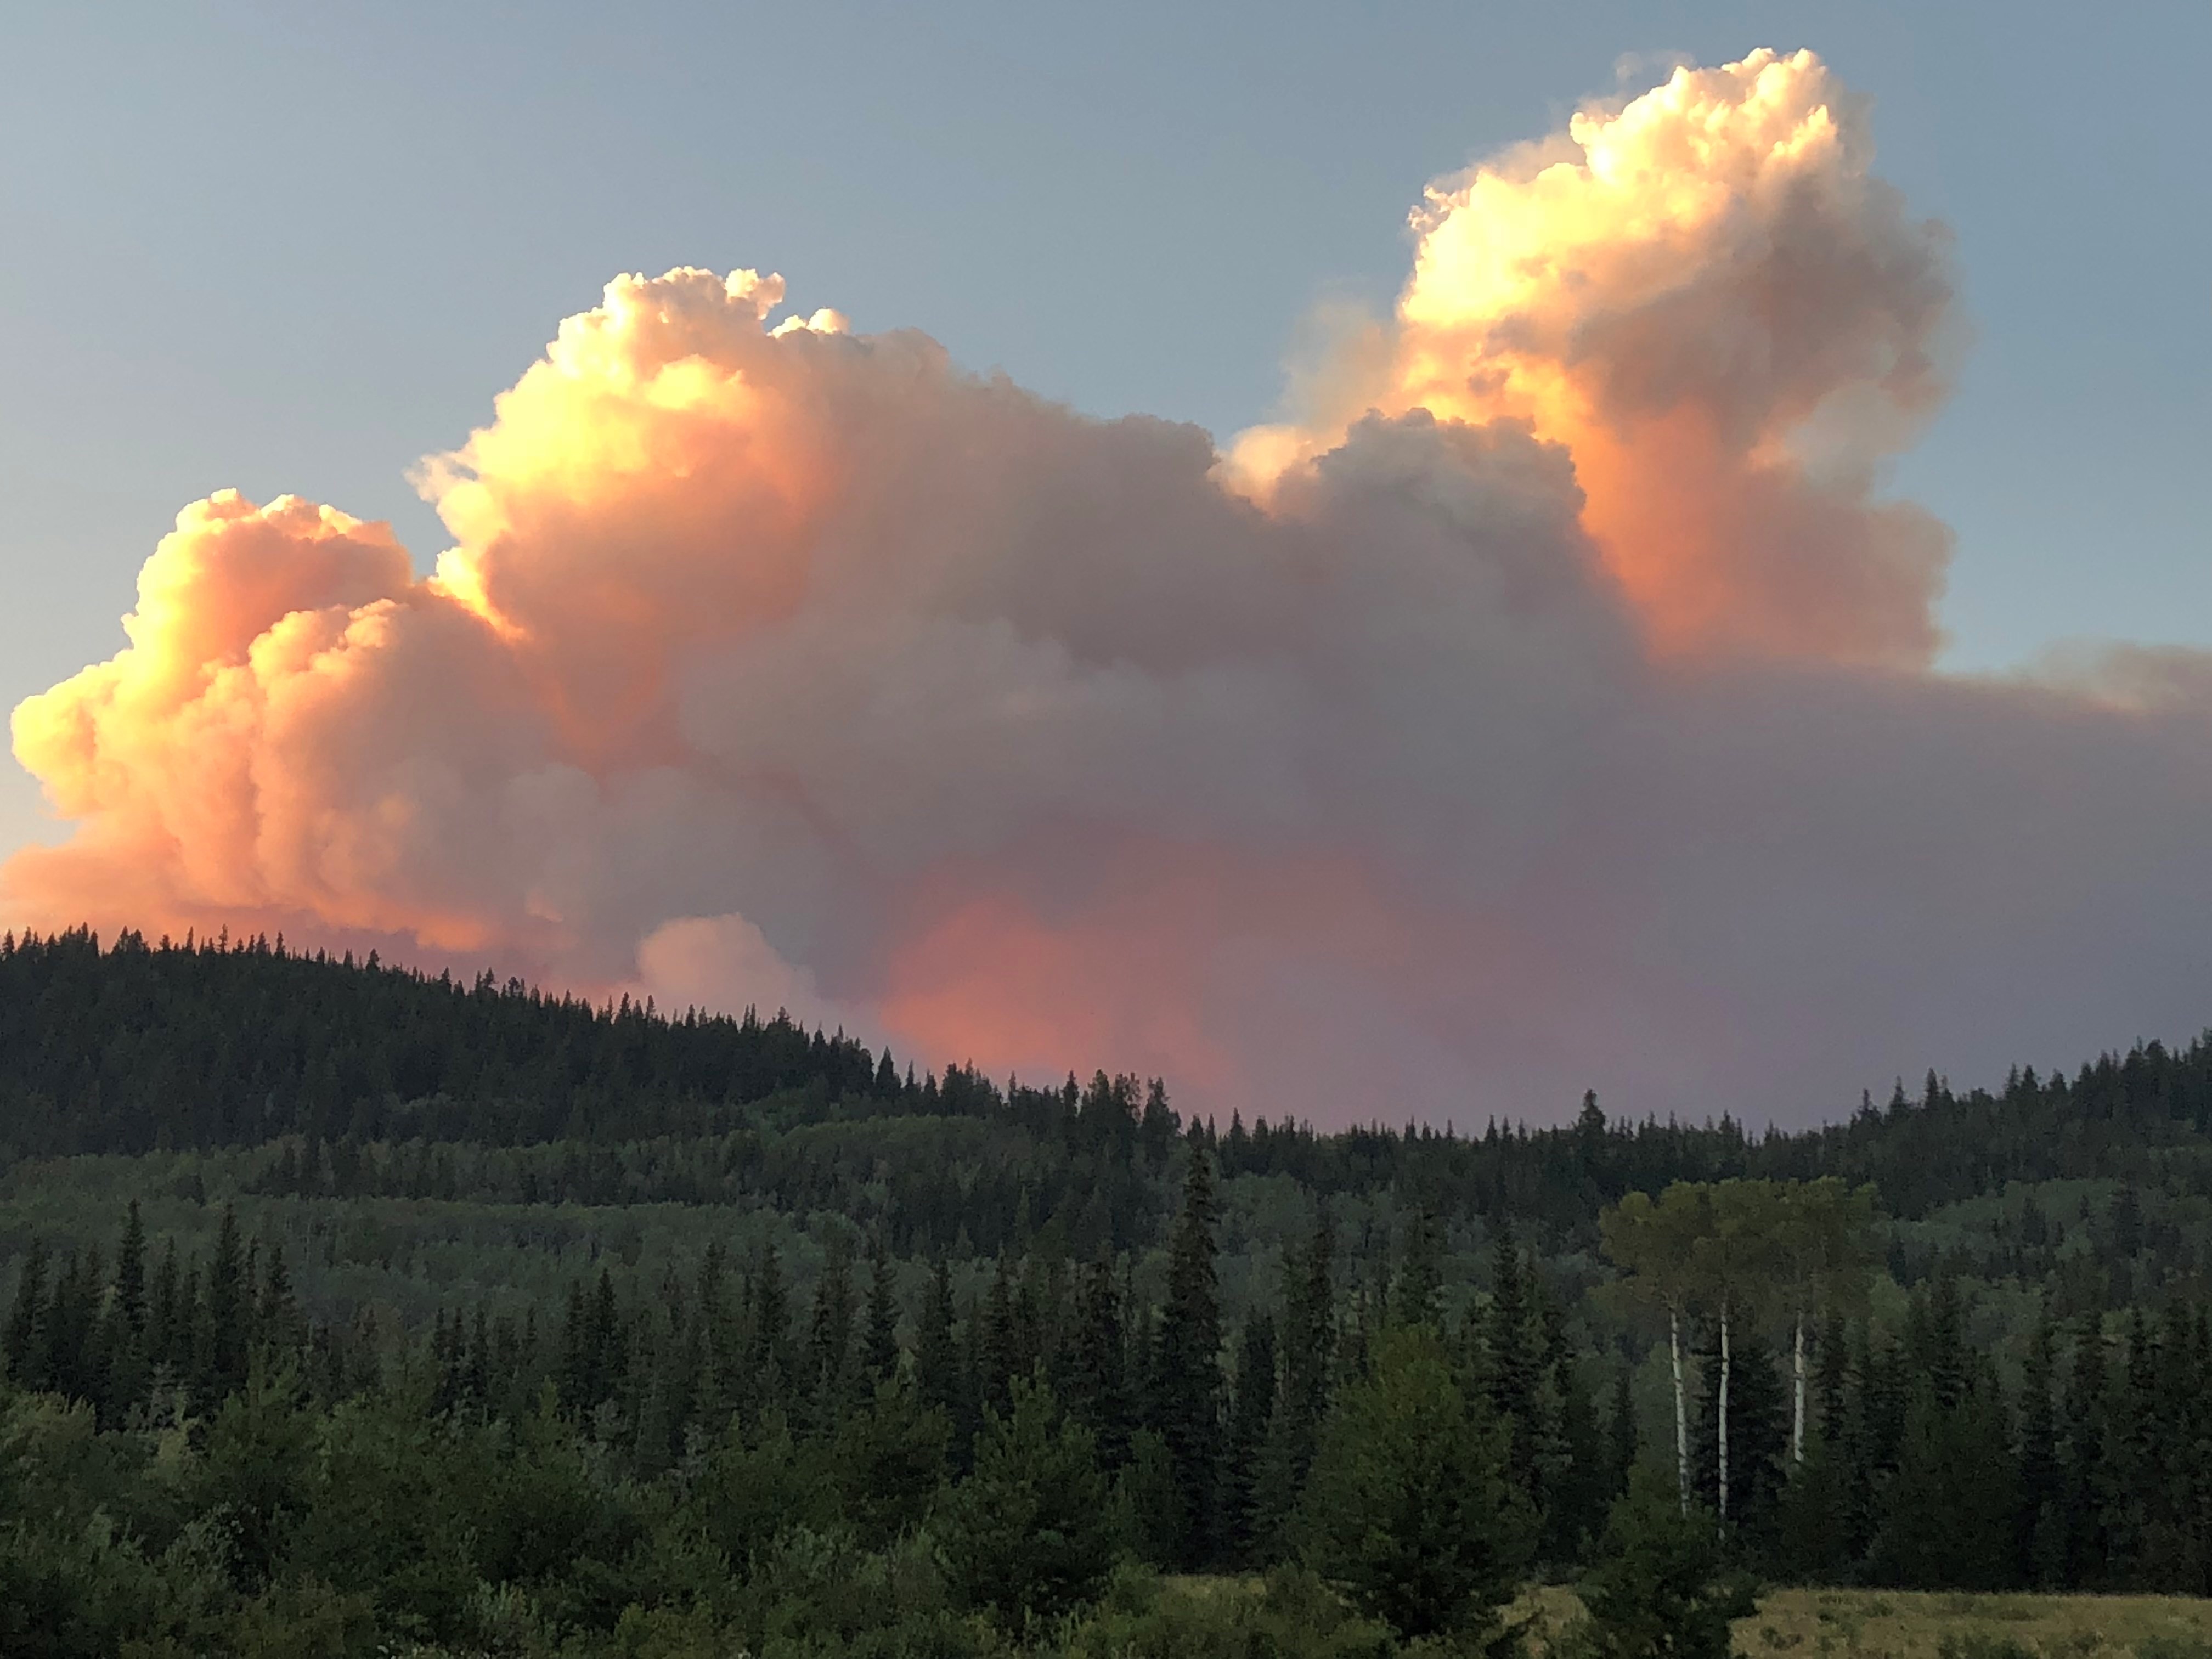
left=10, top=50, right=2210, bottom=1126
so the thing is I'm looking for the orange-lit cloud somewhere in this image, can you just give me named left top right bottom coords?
left=12, top=52, right=2212, bottom=1127
left=1231, top=48, right=1955, bottom=667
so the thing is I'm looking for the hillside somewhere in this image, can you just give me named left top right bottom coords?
left=5, top=924, right=2212, bottom=1654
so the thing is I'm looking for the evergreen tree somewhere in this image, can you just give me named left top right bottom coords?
left=940, top=1376, right=1114, bottom=1628
left=1063, top=1256, right=1129, bottom=1468
left=804, top=1235, right=857, bottom=1423
left=748, top=1242, right=791, bottom=1410
left=1222, top=1312, right=1277, bottom=1564
left=200, top=1205, right=249, bottom=1406
left=913, top=1259, right=963, bottom=1431
left=1149, top=1144, right=1225, bottom=1566
left=1486, top=1221, right=1549, bottom=1526
left=1609, top=1361, right=1639, bottom=1502
left=1692, top=1327, right=1785, bottom=1546
left=2061, top=1314, right=2112, bottom=1588
left=861, top=1240, right=900, bottom=1384
left=2018, top=1308, right=2063, bottom=1585
left=1873, top=1363, right=2021, bottom=1590
left=1392, top=1205, right=1442, bottom=1329
left=980, top=1254, right=1019, bottom=1419
left=1579, top=1467, right=1753, bottom=1659
left=1545, top=1301, right=1608, bottom=1564
left=1301, top=1324, right=1531, bottom=1643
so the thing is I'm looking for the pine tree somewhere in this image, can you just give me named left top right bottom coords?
left=104, top=1204, right=150, bottom=1419
left=804, top=1236, right=856, bottom=1423
left=915, top=1259, right=962, bottom=1425
left=1609, top=1361, right=1639, bottom=1502
left=861, top=1241, right=900, bottom=1383
left=2061, top=1314, right=2112, bottom=1587
left=748, top=1242, right=791, bottom=1411
left=1872, top=1361, right=2021, bottom=1591
left=1692, top=1327, right=1785, bottom=1547
left=1486, top=1222, right=1547, bottom=1526
left=980, top=1254, right=1019, bottom=1419
left=112, top=1201, right=146, bottom=1341
left=2018, top=1309, right=2063, bottom=1585
left=1063, top=1256, right=1128, bottom=1468
left=1545, top=1302, right=1607, bottom=1565
left=200, top=1205, right=250, bottom=1406
left=1150, top=1143, right=1225, bottom=1566
left=1302, top=1324, right=1530, bottom=1642
left=1222, top=1312, right=1277, bottom=1564
left=1393, top=1205, right=1442, bottom=1329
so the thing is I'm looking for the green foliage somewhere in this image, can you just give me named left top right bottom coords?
left=15, top=927, right=2212, bottom=1651
left=1576, top=1468, right=1754, bottom=1659
left=940, top=1375, right=1116, bottom=1627
left=1302, top=1325, right=1529, bottom=1642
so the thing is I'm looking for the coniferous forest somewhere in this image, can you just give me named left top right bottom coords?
left=9, top=927, right=2212, bottom=1656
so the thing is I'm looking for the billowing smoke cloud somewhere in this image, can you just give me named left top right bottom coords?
left=1231, top=48, right=1957, bottom=667
left=11, top=50, right=2212, bottom=1126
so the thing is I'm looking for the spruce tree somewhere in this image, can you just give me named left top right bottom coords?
left=980, top=1254, right=1018, bottom=1419
left=2018, top=1310, right=2063, bottom=1585
left=861, top=1241, right=900, bottom=1384
left=1150, top=1142, right=1225, bottom=1566
left=1222, top=1311, right=1277, bottom=1564
left=1609, top=1362, right=1639, bottom=1501
left=1393, top=1205, right=1442, bottom=1329
left=915, top=1259, right=962, bottom=1426
left=2061, top=1314, right=2112, bottom=1587
left=200, top=1205, right=249, bottom=1406
left=1063, top=1256, right=1128, bottom=1467
left=804, top=1236, right=856, bottom=1423
left=1872, top=1363, right=2021, bottom=1591
left=1302, top=1324, right=1530, bottom=1642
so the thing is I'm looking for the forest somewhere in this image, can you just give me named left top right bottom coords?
left=7, top=926, right=2212, bottom=1657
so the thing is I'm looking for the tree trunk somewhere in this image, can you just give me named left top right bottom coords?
left=1717, top=1298, right=1731, bottom=1523
left=1791, top=1308, right=1807, bottom=1464
left=1669, top=1305, right=1689, bottom=1515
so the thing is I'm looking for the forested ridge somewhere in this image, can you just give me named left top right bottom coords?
left=7, top=926, right=2212, bottom=1657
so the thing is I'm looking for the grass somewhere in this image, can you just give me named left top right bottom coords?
left=1512, top=1586, right=2212, bottom=1659
left=1741, top=1589, right=2212, bottom=1659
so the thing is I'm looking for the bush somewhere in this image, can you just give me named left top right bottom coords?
left=1575, top=1469, right=1754, bottom=1659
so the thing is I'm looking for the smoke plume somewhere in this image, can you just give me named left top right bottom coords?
left=11, top=50, right=2210, bottom=1126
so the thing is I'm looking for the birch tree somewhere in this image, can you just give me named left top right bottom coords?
left=1599, top=1183, right=1712, bottom=1514
left=1691, top=1180, right=1784, bottom=1526
left=1772, top=1180, right=1878, bottom=1465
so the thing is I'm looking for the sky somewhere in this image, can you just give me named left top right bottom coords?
left=2, top=2, right=2209, bottom=1125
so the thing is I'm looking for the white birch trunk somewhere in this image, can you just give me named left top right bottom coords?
left=1791, top=1310, right=1807, bottom=1464
left=1718, top=1299, right=1732, bottom=1522
left=1669, top=1306, right=1689, bottom=1515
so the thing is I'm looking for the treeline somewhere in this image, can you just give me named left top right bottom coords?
left=15, top=927, right=2212, bottom=1235
left=15, top=927, right=2212, bottom=1651
left=0, top=1154, right=1589, bottom=1657
left=14, top=1166, right=2212, bottom=1611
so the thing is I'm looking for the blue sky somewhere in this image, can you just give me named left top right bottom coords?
left=3, top=0, right=2206, bottom=857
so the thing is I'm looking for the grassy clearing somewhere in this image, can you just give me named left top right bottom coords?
left=1508, top=1585, right=2212, bottom=1658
